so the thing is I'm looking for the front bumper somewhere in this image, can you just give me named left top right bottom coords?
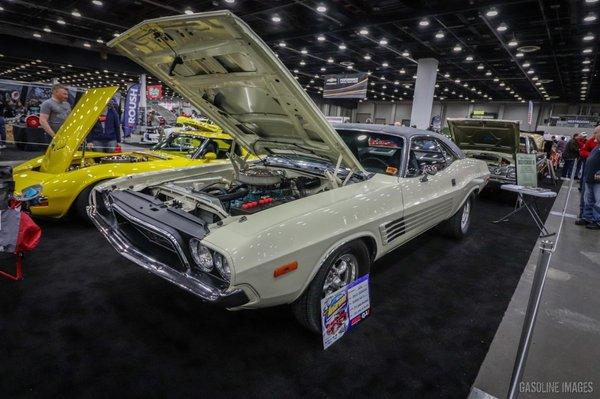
left=88, top=202, right=249, bottom=308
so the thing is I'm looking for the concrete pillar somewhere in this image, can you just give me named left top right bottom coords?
left=410, top=58, right=438, bottom=129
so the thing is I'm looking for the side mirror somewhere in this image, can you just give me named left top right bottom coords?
left=203, top=152, right=217, bottom=161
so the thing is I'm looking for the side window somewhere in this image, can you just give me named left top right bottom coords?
left=438, top=140, right=457, bottom=164
left=406, top=137, right=448, bottom=177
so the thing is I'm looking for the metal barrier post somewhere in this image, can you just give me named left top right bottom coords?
left=507, top=240, right=554, bottom=399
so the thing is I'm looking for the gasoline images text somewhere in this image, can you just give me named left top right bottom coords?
left=519, top=381, right=594, bottom=394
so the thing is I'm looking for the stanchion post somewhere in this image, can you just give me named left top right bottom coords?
left=507, top=240, right=554, bottom=399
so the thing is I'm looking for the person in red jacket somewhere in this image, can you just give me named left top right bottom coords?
left=576, top=131, right=600, bottom=225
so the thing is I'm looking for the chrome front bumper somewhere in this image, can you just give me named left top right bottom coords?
left=87, top=204, right=249, bottom=308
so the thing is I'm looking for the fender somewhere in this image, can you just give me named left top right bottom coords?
left=290, top=230, right=381, bottom=303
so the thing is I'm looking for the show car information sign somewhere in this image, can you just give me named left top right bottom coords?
left=321, top=274, right=370, bottom=349
left=516, top=153, right=538, bottom=188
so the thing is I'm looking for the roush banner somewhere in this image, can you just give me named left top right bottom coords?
left=122, top=83, right=141, bottom=137
left=323, top=73, right=368, bottom=99
left=146, top=84, right=163, bottom=101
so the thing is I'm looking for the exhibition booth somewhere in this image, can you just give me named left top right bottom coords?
left=0, top=3, right=598, bottom=399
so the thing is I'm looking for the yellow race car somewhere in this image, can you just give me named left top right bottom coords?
left=13, top=86, right=240, bottom=219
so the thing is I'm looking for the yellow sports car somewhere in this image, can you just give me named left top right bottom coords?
left=13, top=86, right=239, bottom=219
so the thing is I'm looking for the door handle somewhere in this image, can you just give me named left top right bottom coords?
left=451, top=178, right=456, bottom=187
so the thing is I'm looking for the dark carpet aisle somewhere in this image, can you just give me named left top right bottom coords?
left=0, top=183, right=560, bottom=399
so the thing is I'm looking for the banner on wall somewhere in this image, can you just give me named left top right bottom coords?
left=146, top=84, right=163, bottom=101
left=122, top=83, right=141, bottom=137
left=323, top=73, right=368, bottom=99
left=527, top=100, right=533, bottom=127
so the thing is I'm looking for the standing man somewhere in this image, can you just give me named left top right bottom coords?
left=0, top=100, right=6, bottom=149
left=562, top=134, right=579, bottom=178
left=87, top=102, right=121, bottom=153
left=39, top=84, right=71, bottom=138
left=580, top=127, right=600, bottom=230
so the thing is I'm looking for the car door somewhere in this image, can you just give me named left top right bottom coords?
left=395, top=135, right=460, bottom=244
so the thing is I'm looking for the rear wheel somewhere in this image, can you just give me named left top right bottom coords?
left=292, top=240, right=371, bottom=333
left=438, top=196, right=473, bottom=239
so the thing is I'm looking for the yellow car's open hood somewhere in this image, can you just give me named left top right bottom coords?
left=40, top=87, right=118, bottom=174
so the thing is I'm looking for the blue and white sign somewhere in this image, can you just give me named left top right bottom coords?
left=122, top=83, right=140, bottom=137
left=321, top=274, right=370, bottom=349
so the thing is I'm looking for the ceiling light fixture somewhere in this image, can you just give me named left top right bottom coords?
left=583, top=59, right=591, bottom=64
left=359, top=27, right=369, bottom=35
left=43, top=27, right=52, bottom=33
left=57, top=18, right=66, bottom=25
left=584, top=33, right=595, bottom=41
left=486, top=8, right=499, bottom=17
left=477, top=64, right=484, bottom=70
left=402, top=50, right=410, bottom=57
left=582, top=48, right=593, bottom=54
left=496, top=23, right=508, bottom=32
left=584, top=13, right=597, bottom=22
left=184, top=9, right=194, bottom=15
left=271, top=15, right=281, bottom=23
left=301, top=48, right=308, bottom=54
left=453, top=44, right=462, bottom=52
left=399, top=68, right=406, bottom=74
left=515, top=52, right=524, bottom=58
left=363, top=54, right=371, bottom=60
left=508, top=37, right=518, bottom=47
left=71, top=10, right=82, bottom=17
left=379, top=38, right=388, bottom=45
left=33, top=32, right=42, bottom=38
left=317, top=35, right=326, bottom=41
left=465, top=55, right=474, bottom=61
left=96, top=38, right=104, bottom=43
left=382, top=62, right=389, bottom=67
left=435, top=31, right=445, bottom=39
left=582, top=67, right=591, bottom=72
left=338, top=43, right=346, bottom=50
left=522, top=62, right=531, bottom=68
left=278, top=41, right=286, bottom=47
left=316, top=4, right=327, bottom=13
left=327, top=57, right=334, bottom=63
left=485, top=71, right=492, bottom=76
left=419, top=19, right=430, bottom=27
left=83, top=42, right=91, bottom=48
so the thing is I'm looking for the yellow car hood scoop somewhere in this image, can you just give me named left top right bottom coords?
left=109, top=11, right=363, bottom=172
left=40, top=87, right=118, bottom=174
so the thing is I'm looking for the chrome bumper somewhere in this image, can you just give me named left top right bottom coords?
left=87, top=204, right=249, bottom=308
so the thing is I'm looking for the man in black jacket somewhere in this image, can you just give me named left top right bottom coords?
left=581, top=127, right=600, bottom=230
left=562, top=134, right=580, bottom=178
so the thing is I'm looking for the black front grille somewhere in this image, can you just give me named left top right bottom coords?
left=113, top=210, right=187, bottom=273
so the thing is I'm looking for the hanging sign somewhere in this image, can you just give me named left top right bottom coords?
left=323, top=73, right=368, bottom=99
left=122, top=83, right=140, bottom=137
left=146, top=84, right=163, bottom=101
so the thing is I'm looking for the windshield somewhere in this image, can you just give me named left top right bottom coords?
left=152, top=133, right=233, bottom=159
left=336, top=130, right=405, bottom=175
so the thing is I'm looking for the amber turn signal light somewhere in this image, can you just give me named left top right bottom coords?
left=273, top=261, right=298, bottom=278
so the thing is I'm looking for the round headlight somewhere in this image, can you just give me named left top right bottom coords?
left=189, top=238, right=213, bottom=272
left=214, top=253, right=231, bottom=282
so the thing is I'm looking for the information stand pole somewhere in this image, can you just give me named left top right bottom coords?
left=507, top=240, right=554, bottom=399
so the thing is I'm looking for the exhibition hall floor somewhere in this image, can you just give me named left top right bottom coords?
left=0, top=148, right=560, bottom=398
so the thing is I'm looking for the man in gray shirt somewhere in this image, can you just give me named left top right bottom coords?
left=39, top=83, right=71, bottom=137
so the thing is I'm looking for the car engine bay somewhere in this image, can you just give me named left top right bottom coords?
left=139, top=165, right=339, bottom=225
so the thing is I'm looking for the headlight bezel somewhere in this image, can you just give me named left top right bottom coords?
left=189, top=238, right=214, bottom=272
left=188, top=238, right=232, bottom=283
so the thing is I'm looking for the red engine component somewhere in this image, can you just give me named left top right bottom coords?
left=240, top=197, right=273, bottom=209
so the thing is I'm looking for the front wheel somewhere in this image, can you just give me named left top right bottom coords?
left=438, top=196, right=473, bottom=239
left=292, top=240, right=371, bottom=333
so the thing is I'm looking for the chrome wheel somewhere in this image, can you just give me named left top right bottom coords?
left=322, top=253, right=358, bottom=297
left=460, top=200, right=471, bottom=232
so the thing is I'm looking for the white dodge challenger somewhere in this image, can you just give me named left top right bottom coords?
left=89, top=11, right=490, bottom=332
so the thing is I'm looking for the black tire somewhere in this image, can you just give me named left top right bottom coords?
left=73, top=181, right=106, bottom=221
left=438, top=196, right=473, bottom=239
left=292, top=240, right=371, bottom=334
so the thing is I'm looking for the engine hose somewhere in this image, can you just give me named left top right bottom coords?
left=214, top=187, right=248, bottom=201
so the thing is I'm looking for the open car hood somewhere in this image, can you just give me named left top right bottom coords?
left=447, top=118, right=520, bottom=156
left=40, top=86, right=118, bottom=174
left=109, top=11, right=363, bottom=171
